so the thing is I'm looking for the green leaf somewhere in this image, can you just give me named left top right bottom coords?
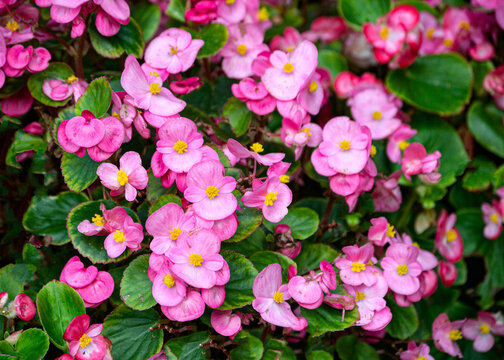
left=164, top=332, right=210, bottom=360
left=250, top=250, right=296, bottom=277
left=196, top=24, right=229, bottom=58
left=264, top=339, right=295, bottom=360
left=395, top=0, right=437, bottom=15
left=15, top=329, right=49, bottom=360
left=301, top=303, right=360, bottom=336
left=263, top=207, right=319, bottom=239
left=336, top=336, right=379, bottom=360
left=23, top=192, right=87, bottom=246
left=295, top=244, right=339, bottom=274
left=219, top=251, right=258, bottom=310
left=67, top=200, right=137, bottom=263
left=467, top=101, right=504, bottom=158
left=307, top=350, right=333, bottom=360
left=226, top=207, right=263, bottom=243
left=386, top=54, right=473, bottom=115
left=230, top=331, right=264, bottom=360
left=75, top=77, right=112, bottom=118
left=36, top=281, right=86, bottom=350
left=27, top=62, right=74, bottom=106
left=120, top=255, right=156, bottom=310
left=102, top=305, right=164, bottom=360
left=149, top=194, right=182, bottom=215
left=61, top=152, right=100, bottom=192
left=339, top=0, right=391, bottom=28
left=89, top=16, right=145, bottom=59
left=462, top=158, right=496, bottom=192
left=386, top=299, right=419, bottom=339
left=222, top=228, right=267, bottom=258
left=222, top=97, right=251, bottom=137
left=166, top=0, right=186, bottom=22
left=318, top=49, right=348, bottom=79
left=0, top=264, right=34, bottom=302
left=132, top=2, right=161, bottom=41
left=5, top=130, right=47, bottom=169
left=472, top=60, right=494, bottom=97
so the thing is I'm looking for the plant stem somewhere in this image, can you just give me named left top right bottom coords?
left=316, top=194, right=335, bottom=242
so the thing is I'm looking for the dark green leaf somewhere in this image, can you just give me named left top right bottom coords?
left=133, top=2, right=161, bottom=41
left=89, top=17, right=145, bottom=58
left=395, top=0, right=437, bottom=15
left=15, top=329, right=50, bottom=360
left=222, top=97, right=251, bottom=137
left=165, top=0, right=186, bottom=22
left=301, top=303, right=360, bottom=336
left=230, top=331, right=264, bottom=360
left=61, top=152, right=101, bottom=192
left=336, top=336, right=379, bottom=360
left=0, top=264, right=34, bottom=302
left=164, top=332, right=210, bottom=360
left=467, top=101, right=504, bottom=158
left=462, top=158, right=496, bottom=192
left=456, top=208, right=485, bottom=256
left=250, top=251, right=296, bottom=279
left=197, top=24, right=229, bottom=58
left=219, top=251, right=258, bottom=310
left=75, top=77, right=112, bottom=117
left=339, top=0, right=391, bottom=28
left=27, top=62, right=74, bottom=106
left=318, top=49, right=348, bottom=79
left=263, top=207, right=319, bottom=239
left=222, top=228, right=267, bottom=258
left=120, top=255, right=156, bottom=310
left=226, top=207, right=263, bottom=243
left=295, top=244, right=339, bottom=274
left=386, top=299, right=419, bottom=339
left=472, top=60, right=494, bottom=97
left=5, top=131, right=47, bottom=169
left=149, top=194, right=182, bottom=215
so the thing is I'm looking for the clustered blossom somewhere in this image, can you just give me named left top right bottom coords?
left=481, top=187, right=504, bottom=239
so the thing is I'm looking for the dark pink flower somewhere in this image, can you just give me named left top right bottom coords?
left=63, top=314, right=107, bottom=360
left=13, top=294, right=36, bottom=321
left=435, top=210, right=463, bottom=263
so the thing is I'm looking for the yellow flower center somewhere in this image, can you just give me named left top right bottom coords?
left=111, top=111, right=121, bottom=120
left=173, top=139, right=188, bottom=154
left=285, top=46, right=294, bottom=52
left=258, top=7, right=269, bottom=21
left=189, top=253, right=203, bottom=267
left=302, top=127, right=312, bottom=136
left=443, top=38, right=453, bottom=48
left=449, top=330, right=463, bottom=341
left=92, top=214, right=104, bottom=227
left=480, top=324, right=490, bottom=334
left=170, top=228, right=182, bottom=241
left=370, top=144, right=377, bottom=158
left=417, top=357, right=428, bottom=360
left=206, top=185, right=219, bottom=199
left=264, top=192, right=278, bottom=206
left=490, top=214, right=499, bottom=224
left=280, top=175, right=290, bottom=183
left=399, top=141, right=410, bottom=151
left=351, top=262, right=366, bottom=273
left=354, top=291, right=365, bottom=302
left=6, top=20, right=19, bottom=32
left=446, top=229, right=457, bottom=242
left=226, top=0, right=235, bottom=4
left=164, top=274, right=175, bottom=287
left=309, top=81, right=318, bottom=93
left=426, top=28, right=435, bottom=40
left=397, top=264, right=408, bottom=276
left=386, top=223, right=396, bottom=237
left=170, top=46, right=178, bottom=55
left=117, top=168, right=128, bottom=186
left=372, top=110, right=382, bottom=120
left=79, top=333, right=93, bottom=349
left=340, top=140, right=351, bottom=151
left=412, top=242, right=420, bottom=249
left=113, top=230, right=125, bottom=243
left=250, top=143, right=264, bottom=153
left=459, top=21, right=470, bottom=31
left=67, top=75, right=78, bottom=84
left=150, top=83, right=161, bottom=94
left=236, top=44, right=247, bottom=55
left=283, top=62, right=294, bottom=73
left=273, top=290, right=284, bottom=303
left=379, top=27, right=390, bottom=39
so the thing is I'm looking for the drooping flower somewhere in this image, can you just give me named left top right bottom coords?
left=63, top=314, right=108, bottom=360
left=288, top=275, right=324, bottom=309
left=462, top=312, right=504, bottom=353
left=439, top=261, right=458, bottom=287
left=227, top=139, right=285, bottom=166
left=211, top=310, right=242, bottom=337
left=335, top=243, right=377, bottom=286
left=434, top=210, right=463, bottom=263
left=381, top=243, right=422, bottom=295
left=400, top=342, right=434, bottom=360
left=372, top=171, right=402, bottom=212
left=42, top=75, right=87, bottom=102
left=432, top=313, right=465, bottom=358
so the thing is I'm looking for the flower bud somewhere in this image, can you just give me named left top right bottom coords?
left=14, top=293, right=36, bottom=321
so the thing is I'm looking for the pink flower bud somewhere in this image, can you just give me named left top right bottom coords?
left=14, top=293, right=36, bottom=321
left=23, top=121, right=45, bottom=135
left=0, top=292, right=8, bottom=308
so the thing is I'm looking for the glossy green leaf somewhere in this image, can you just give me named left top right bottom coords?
left=230, top=331, right=264, bottom=360
left=386, top=299, right=419, bottom=339
left=336, top=336, right=379, bottom=360
left=120, top=255, right=156, bottom=310
left=133, top=2, right=161, bottom=41
left=263, top=339, right=295, bottom=360
left=249, top=251, right=296, bottom=279
left=165, top=0, right=186, bottom=22
left=5, top=130, right=47, bottom=169
left=226, top=207, right=263, bottom=242
left=197, top=24, right=229, bottom=58
left=468, top=101, right=504, bottom=158
left=295, top=244, right=339, bottom=274
left=149, top=194, right=182, bottom=215
left=23, top=192, right=87, bottom=246
left=264, top=207, right=319, bottom=239
left=75, top=77, right=112, bottom=117
left=102, top=305, right=163, bottom=360
left=61, top=152, right=101, bottom=192
left=339, top=0, right=391, bottom=27
left=472, top=60, right=494, bottom=97
left=395, top=0, right=437, bottom=15
left=15, top=329, right=50, bottom=360
left=219, top=250, right=258, bottom=310
left=223, top=97, right=251, bottom=137
left=89, top=17, right=145, bottom=58
left=222, top=228, right=267, bottom=258
left=307, top=350, right=333, bottom=360
left=164, top=332, right=210, bottom=360
left=462, top=158, right=496, bottom=192
left=386, top=54, right=473, bottom=115
left=36, top=281, right=86, bottom=350
left=318, top=49, right=348, bottom=79
left=0, top=264, right=34, bottom=302
left=301, top=303, right=360, bottom=336
left=27, top=62, right=74, bottom=107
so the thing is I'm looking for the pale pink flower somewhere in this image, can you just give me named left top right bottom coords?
left=432, top=313, right=465, bottom=358
left=392, top=233, right=438, bottom=271
left=462, top=312, right=504, bottom=353
left=400, top=342, right=434, bottom=360
left=42, top=76, right=88, bottom=102
left=368, top=217, right=397, bottom=247
left=288, top=275, right=324, bottom=309
left=481, top=200, right=504, bottom=239
left=152, top=263, right=187, bottom=307
left=270, top=26, right=302, bottom=52
left=211, top=310, right=242, bottom=337
left=335, top=243, right=377, bottom=286
left=372, top=171, right=402, bottom=212
left=63, top=314, right=107, bottom=360
left=401, top=142, right=441, bottom=183
left=280, top=118, right=322, bottom=159
left=435, top=210, right=463, bottom=263
left=216, top=0, right=246, bottom=24
left=110, top=91, right=150, bottom=140
left=227, top=139, right=285, bottom=166
left=303, top=16, right=346, bottom=43
left=231, top=77, right=276, bottom=115
left=387, top=124, right=417, bottom=163
left=103, top=215, right=143, bottom=258
left=381, top=243, right=422, bottom=295
left=361, top=306, right=392, bottom=331
left=161, top=289, right=205, bottom=322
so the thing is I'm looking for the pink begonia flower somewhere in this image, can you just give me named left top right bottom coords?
left=281, top=118, right=322, bottom=159
left=4, top=45, right=51, bottom=77
left=77, top=203, right=128, bottom=237
left=270, top=26, right=302, bottom=52
left=372, top=171, right=402, bottom=212
left=387, top=124, right=417, bottom=163
left=170, top=77, right=203, bottom=95
left=55, top=354, right=74, bottom=360
left=216, top=0, right=246, bottom=24
left=97, top=151, right=148, bottom=201
left=381, top=243, right=422, bottom=295
left=348, top=83, right=402, bottom=140
left=156, top=117, right=204, bottom=173
left=333, top=71, right=361, bottom=98
left=432, top=313, right=465, bottom=358
left=145, top=28, right=204, bottom=74
left=104, top=215, right=143, bottom=258
left=121, top=55, right=186, bottom=116
left=303, top=16, right=346, bottom=43
left=363, top=13, right=407, bottom=63
left=166, top=229, right=225, bottom=289
left=335, top=243, right=377, bottom=286
left=288, top=275, right=324, bottom=309
left=231, top=78, right=276, bottom=116
left=439, top=260, right=457, bottom=287
left=57, top=110, right=125, bottom=162
left=227, top=138, right=285, bottom=166
left=419, top=11, right=445, bottom=56
left=221, top=24, right=269, bottom=79
left=262, top=40, right=318, bottom=101
left=392, top=233, right=438, bottom=271
left=241, top=176, right=292, bottom=223
left=152, top=263, right=187, bottom=307
left=0, top=292, right=8, bottom=308
left=24, top=122, right=45, bottom=135
left=60, top=256, right=114, bottom=307
left=368, top=217, right=397, bottom=247
left=463, top=311, right=504, bottom=352
left=110, top=91, right=150, bottom=141
left=211, top=310, right=242, bottom=337
left=401, top=142, right=441, bottom=183
left=184, top=160, right=237, bottom=221
left=400, top=342, right=434, bottom=360
left=63, top=314, right=107, bottom=360
left=435, top=210, right=463, bottom=263
left=484, top=65, right=504, bottom=110
left=344, top=273, right=388, bottom=326
left=1, top=89, right=33, bottom=117
left=252, top=263, right=307, bottom=329
left=161, top=289, right=205, bottom=322
left=13, top=294, right=36, bottom=321
left=344, top=31, right=378, bottom=69
left=361, top=306, right=392, bottom=331
left=1, top=4, right=38, bottom=45
left=42, top=76, right=88, bottom=102
left=201, top=285, right=226, bottom=308
left=296, top=71, right=325, bottom=116
left=311, top=116, right=372, bottom=176
left=185, top=1, right=218, bottom=24
left=482, top=199, right=504, bottom=239
left=395, top=268, right=439, bottom=307
left=146, top=202, right=196, bottom=255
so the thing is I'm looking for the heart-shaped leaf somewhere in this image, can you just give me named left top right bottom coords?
left=120, top=255, right=156, bottom=310
left=89, top=17, right=144, bottom=59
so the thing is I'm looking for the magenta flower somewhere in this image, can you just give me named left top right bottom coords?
left=97, top=151, right=148, bottom=201
left=145, top=28, right=204, bottom=74
left=400, top=342, right=434, bottom=360
left=372, top=171, right=402, bottom=212
left=288, top=275, right=324, bottom=309
left=63, top=314, right=107, bottom=360
left=311, top=116, right=372, bottom=176
left=439, top=260, right=458, bottom=287
left=252, top=263, right=306, bottom=329
left=343, top=274, right=388, bottom=326
left=184, top=160, right=237, bottom=221
left=386, top=124, right=417, bottom=163
left=368, top=217, right=396, bottom=247
left=303, top=16, right=346, bottom=43
left=161, top=289, right=205, bottom=322
left=482, top=200, right=504, bottom=239
left=121, top=55, right=186, bottom=116
left=434, top=210, right=463, bottom=263
left=13, top=294, right=36, bottom=321
left=103, top=215, right=143, bottom=258
left=211, top=310, right=242, bottom=337
left=4, top=44, right=51, bottom=77
left=432, top=313, right=465, bottom=358
left=241, top=176, right=292, bottom=223
left=401, top=142, right=441, bottom=183
left=261, top=40, right=318, bottom=101
left=152, top=263, right=187, bottom=307
left=167, top=229, right=225, bottom=289
left=170, top=77, right=203, bottom=95
left=462, top=312, right=504, bottom=353
left=335, top=243, right=377, bottom=286
left=381, top=243, right=422, bottom=295
left=227, top=139, right=285, bottom=166
left=231, top=78, right=276, bottom=116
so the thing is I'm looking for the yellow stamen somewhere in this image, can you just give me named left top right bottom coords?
left=302, top=127, right=312, bottom=136
left=370, top=145, right=377, bottom=158
left=417, top=357, right=428, bottom=360
left=150, top=83, right=161, bottom=94
left=236, top=44, right=247, bottom=55
left=449, top=330, right=463, bottom=341
left=446, top=229, right=457, bottom=243
left=264, top=192, right=277, bottom=206
left=67, top=75, right=78, bottom=84
left=309, top=81, right=318, bottom=93
left=340, top=140, right=351, bottom=151
left=412, top=242, right=420, bottom=249
left=372, top=110, right=382, bottom=120
left=397, top=264, right=408, bottom=276
left=490, top=214, right=499, bottom=224
left=5, top=20, right=19, bottom=32
left=188, top=253, right=203, bottom=267
left=170, top=46, right=178, bottom=55
left=459, top=21, right=470, bottom=31
left=398, top=141, right=410, bottom=151
left=150, top=71, right=160, bottom=77
left=173, top=139, right=188, bottom=154
left=386, top=223, right=396, bottom=238
left=351, top=262, right=366, bottom=273
left=273, top=290, right=284, bottom=303
left=164, top=274, right=175, bottom=287
left=354, top=291, right=365, bottom=301
left=170, top=228, right=182, bottom=241
left=117, top=168, right=128, bottom=186
left=226, top=0, right=235, bottom=4
left=111, top=111, right=121, bottom=120
left=206, top=185, right=219, bottom=199
left=92, top=214, right=104, bottom=227
left=379, top=27, right=390, bottom=39
left=258, top=7, right=269, bottom=21
left=285, top=46, right=294, bottom=52
left=426, top=28, right=435, bottom=40
left=250, top=143, right=264, bottom=153
left=79, top=333, right=93, bottom=349
left=443, top=38, right=453, bottom=48
left=283, top=62, right=294, bottom=73
left=480, top=324, right=490, bottom=334
left=280, top=175, right=290, bottom=183
left=113, top=230, right=125, bottom=243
